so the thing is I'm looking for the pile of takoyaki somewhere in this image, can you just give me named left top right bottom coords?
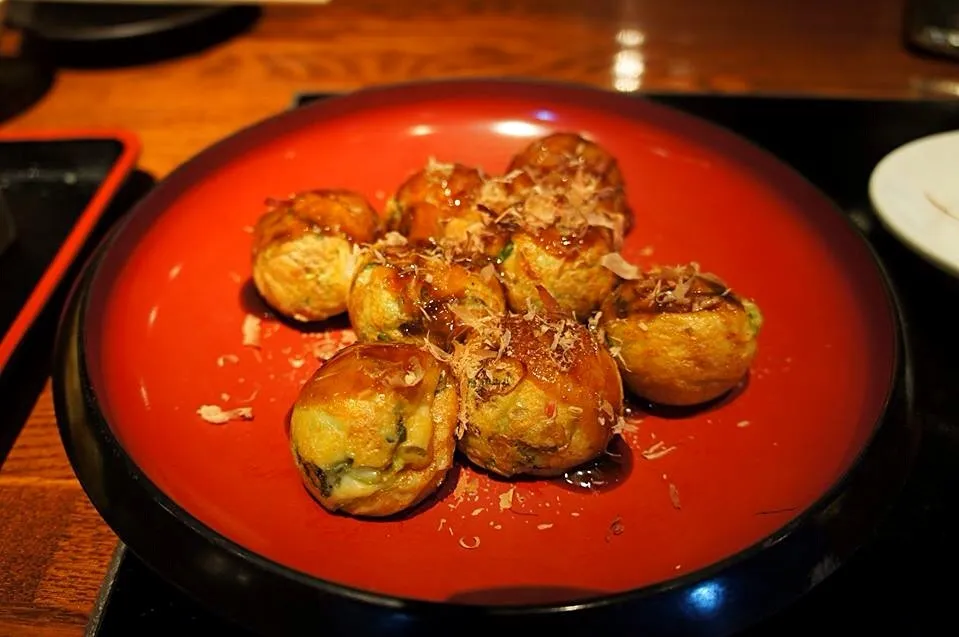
left=251, top=132, right=764, bottom=518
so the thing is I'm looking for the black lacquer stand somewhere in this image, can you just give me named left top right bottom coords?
left=76, top=91, right=959, bottom=637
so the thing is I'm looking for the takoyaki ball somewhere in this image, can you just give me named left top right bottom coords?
left=348, top=239, right=507, bottom=349
left=290, top=343, right=458, bottom=517
left=252, top=189, right=382, bottom=322
left=386, top=160, right=487, bottom=247
left=497, top=224, right=618, bottom=319
left=506, top=132, right=634, bottom=232
left=598, top=264, right=764, bottom=406
left=455, top=291, right=625, bottom=477
left=507, top=132, right=624, bottom=191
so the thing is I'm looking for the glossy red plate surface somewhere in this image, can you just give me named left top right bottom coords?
left=82, top=81, right=895, bottom=604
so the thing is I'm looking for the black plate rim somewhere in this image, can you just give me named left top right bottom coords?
left=52, top=78, right=918, bottom=635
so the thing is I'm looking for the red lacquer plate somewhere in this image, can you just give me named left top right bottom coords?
left=55, top=80, right=911, bottom=636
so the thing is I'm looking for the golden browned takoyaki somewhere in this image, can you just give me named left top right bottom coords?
left=348, top=236, right=506, bottom=349
left=496, top=214, right=619, bottom=319
left=506, top=132, right=634, bottom=233
left=599, top=263, right=764, bottom=406
left=252, top=189, right=382, bottom=322
left=290, top=343, right=458, bottom=517
left=454, top=290, right=624, bottom=478
left=385, top=159, right=491, bottom=250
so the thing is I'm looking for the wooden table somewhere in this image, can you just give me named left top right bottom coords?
left=1, top=0, right=957, bottom=634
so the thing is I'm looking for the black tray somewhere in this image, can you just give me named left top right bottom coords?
left=83, top=90, right=959, bottom=636
left=0, top=134, right=152, bottom=463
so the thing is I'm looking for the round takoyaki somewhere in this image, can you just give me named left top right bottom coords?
left=251, top=189, right=382, bottom=322
left=348, top=237, right=507, bottom=349
left=289, top=343, right=458, bottom=517
left=496, top=218, right=618, bottom=319
left=506, top=132, right=633, bottom=233
left=454, top=289, right=624, bottom=478
left=385, top=159, right=492, bottom=251
left=599, top=263, right=764, bottom=406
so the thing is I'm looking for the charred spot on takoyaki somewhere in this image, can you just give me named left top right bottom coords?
left=598, top=263, right=763, bottom=407
left=290, top=343, right=458, bottom=517
left=252, top=189, right=382, bottom=322
left=506, top=132, right=633, bottom=233
left=453, top=289, right=624, bottom=478
left=385, top=159, right=489, bottom=248
left=348, top=235, right=507, bottom=349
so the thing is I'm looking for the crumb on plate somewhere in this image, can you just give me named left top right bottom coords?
left=242, top=314, right=262, bottom=348
left=196, top=404, right=253, bottom=424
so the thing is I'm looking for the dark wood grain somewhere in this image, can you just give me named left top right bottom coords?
left=1, top=0, right=957, bottom=634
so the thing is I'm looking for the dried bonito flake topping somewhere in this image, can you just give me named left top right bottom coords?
left=197, top=405, right=254, bottom=424
left=600, top=253, right=641, bottom=280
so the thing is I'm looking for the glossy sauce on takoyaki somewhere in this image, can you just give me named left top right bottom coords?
left=348, top=235, right=506, bottom=349
left=453, top=290, right=624, bottom=477
left=493, top=186, right=620, bottom=318
left=289, top=343, right=458, bottom=517
left=599, top=263, right=763, bottom=406
left=252, top=189, right=382, bottom=322
left=386, top=159, right=491, bottom=250
left=506, top=132, right=633, bottom=233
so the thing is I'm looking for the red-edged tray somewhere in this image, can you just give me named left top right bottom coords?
left=0, top=129, right=140, bottom=371
left=0, top=130, right=141, bottom=460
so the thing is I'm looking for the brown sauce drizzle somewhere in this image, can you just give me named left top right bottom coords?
left=556, top=436, right=632, bottom=493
